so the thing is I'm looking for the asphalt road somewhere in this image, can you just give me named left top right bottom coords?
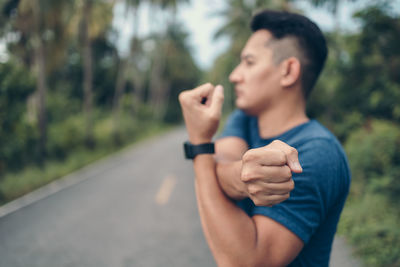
left=0, top=127, right=361, bottom=267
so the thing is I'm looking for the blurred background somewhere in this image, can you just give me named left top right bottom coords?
left=0, top=0, right=399, bottom=266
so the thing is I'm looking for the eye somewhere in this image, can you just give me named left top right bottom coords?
left=244, top=59, right=255, bottom=66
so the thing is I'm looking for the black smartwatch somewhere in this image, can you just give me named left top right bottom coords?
left=184, top=141, right=215, bottom=159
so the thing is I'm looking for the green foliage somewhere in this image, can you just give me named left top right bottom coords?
left=345, top=120, right=400, bottom=203
left=339, top=120, right=400, bottom=266
left=46, top=91, right=81, bottom=123
left=337, top=5, right=400, bottom=123
left=0, top=60, right=36, bottom=173
left=0, top=0, right=202, bottom=181
left=339, top=191, right=400, bottom=267
left=0, top=110, right=169, bottom=204
left=161, top=23, right=202, bottom=123
left=47, top=114, right=86, bottom=159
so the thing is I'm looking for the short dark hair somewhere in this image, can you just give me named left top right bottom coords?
left=251, top=10, right=328, bottom=98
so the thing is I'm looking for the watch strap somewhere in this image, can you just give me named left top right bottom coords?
left=184, top=141, right=215, bottom=159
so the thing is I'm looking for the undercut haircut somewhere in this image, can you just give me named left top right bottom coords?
left=251, top=10, right=328, bottom=98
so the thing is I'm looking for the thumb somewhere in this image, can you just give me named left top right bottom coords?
left=269, top=140, right=303, bottom=173
left=286, top=153, right=303, bottom=173
left=210, top=85, right=224, bottom=115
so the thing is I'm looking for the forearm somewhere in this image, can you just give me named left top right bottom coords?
left=193, top=154, right=258, bottom=266
left=216, top=159, right=248, bottom=200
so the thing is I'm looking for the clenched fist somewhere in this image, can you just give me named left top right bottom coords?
left=179, top=83, right=224, bottom=144
left=241, top=140, right=303, bottom=206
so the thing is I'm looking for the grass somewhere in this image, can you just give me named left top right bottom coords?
left=337, top=182, right=400, bottom=267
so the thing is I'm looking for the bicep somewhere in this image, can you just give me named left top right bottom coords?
left=253, top=215, right=303, bottom=266
left=215, top=137, right=248, bottom=162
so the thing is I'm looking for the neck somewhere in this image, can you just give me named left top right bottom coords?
left=257, top=96, right=309, bottom=139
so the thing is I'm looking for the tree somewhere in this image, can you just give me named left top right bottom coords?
left=75, top=0, right=114, bottom=147
left=147, top=0, right=189, bottom=120
left=313, top=3, right=400, bottom=139
left=3, top=0, right=75, bottom=163
left=112, top=0, right=142, bottom=142
left=0, top=60, right=35, bottom=175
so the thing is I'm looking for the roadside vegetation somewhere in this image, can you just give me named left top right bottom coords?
left=0, top=0, right=399, bottom=266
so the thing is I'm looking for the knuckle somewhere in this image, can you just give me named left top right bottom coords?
left=247, top=185, right=260, bottom=196
left=272, top=140, right=282, bottom=146
left=289, top=147, right=298, bottom=156
left=283, top=165, right=292, bottom=178
left=209, top=113, right=219, bottom=122
left=277, top=151, right=287, bottom=165
left=178, top=91, right=188, bottom=103
left=289, top=179, right=295, bottom=191
left=241, top=170, right=252, bottom=182
left=242, top=149, right=256, bottom=163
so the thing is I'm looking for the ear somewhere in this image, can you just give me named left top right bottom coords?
left=280, top=57, right=301, bottom=88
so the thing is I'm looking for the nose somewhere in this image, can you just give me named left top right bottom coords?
left=229, top=65, right=243, bottom=83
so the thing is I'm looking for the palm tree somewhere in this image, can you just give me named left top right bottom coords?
left=112, top=0, right=141, bottom=142
left=4, top=0, right=74, bottom=163
left=147, top=0, right=189, bottom=120
left=32, top=0, right=48, bottom=162
left=80, top=0, right=95, bottom=148
left=76, top=0, right=114, bottom=147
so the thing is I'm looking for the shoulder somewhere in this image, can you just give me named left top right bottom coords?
left=292, top=125, right=351, bottom=212
left=226, top=109, right=250, bottom=123
left=288, top=120, right=351, bottom=211
left=293, top=121, right=349, bottom=177
left=219, top=109, right=253, bottom=140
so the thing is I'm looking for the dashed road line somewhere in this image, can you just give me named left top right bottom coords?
left=155, top=175, right=177, bottom=205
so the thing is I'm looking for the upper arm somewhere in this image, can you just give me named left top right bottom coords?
left=217, top=109, right=250, bottom=161
left=215, top=137, right=248, bottom=161
left=252, top=215, right=303, bottom=266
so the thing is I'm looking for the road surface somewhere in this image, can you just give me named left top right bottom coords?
left=0, top=128, right=361, bottom=267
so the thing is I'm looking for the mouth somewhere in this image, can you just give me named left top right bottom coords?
left=234, top=88, right=242, bottom=98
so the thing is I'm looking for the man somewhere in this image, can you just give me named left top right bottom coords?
left=179, top=10, right=350, bottom=267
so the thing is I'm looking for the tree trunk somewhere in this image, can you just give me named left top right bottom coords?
left=82, top=0, right=94, bottom=148
left=131, top=65, right=144, bottom=116
left=32, top=0, right=48, bottom=164
left=129, top=6, right=144, bottom=115
left=112, top=58, right=127, bottom=143
left=148, top=45, right=168, bottom=120
left=148, top=8, right=176, bottom=121
left=112, top=4, right=142, bottom=141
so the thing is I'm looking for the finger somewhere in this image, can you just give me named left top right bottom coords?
left=245, top=177, right=294, bottom=196
left=269, top=140, right=302, bottom=173
left=251, top=193, right=290, bottom=207
left=209, top=85, right=224, bottom=116
left=193, top=83, right=214, bottom=103
left=241, top=165, right=292, bottom=183
left=257, top=179, right=295, bottom=195
left=242, top=148, right=287, bottom=167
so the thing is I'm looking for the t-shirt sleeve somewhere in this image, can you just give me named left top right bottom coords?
left=251, top=138, right=348, bottom=244
left=219, top=109, right=249, bottom=141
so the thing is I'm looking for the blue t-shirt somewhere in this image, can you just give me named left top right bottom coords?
left=219, top=109, right=351, bottom=267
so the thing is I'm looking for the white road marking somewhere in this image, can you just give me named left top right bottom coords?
left=155, top=175, right=177, bottom=205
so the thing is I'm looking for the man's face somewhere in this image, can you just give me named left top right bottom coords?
left=229, top=30, right=281, bottom=116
